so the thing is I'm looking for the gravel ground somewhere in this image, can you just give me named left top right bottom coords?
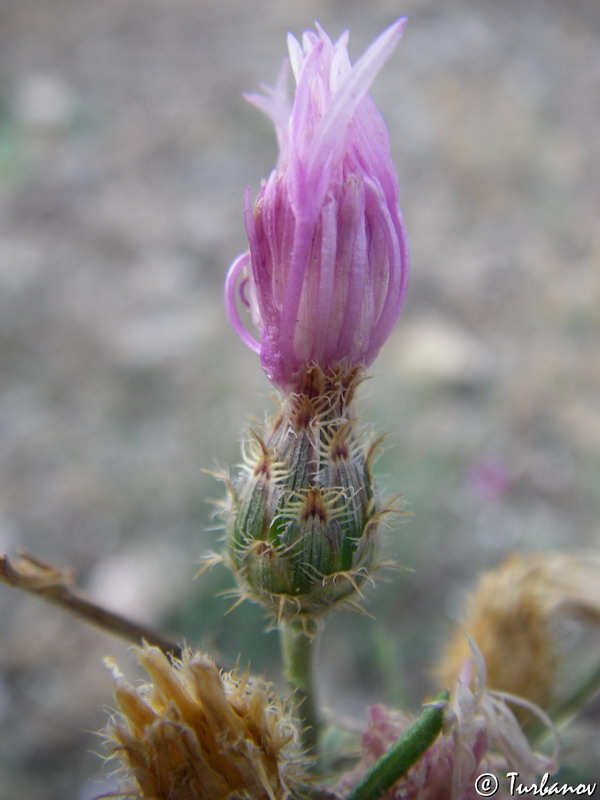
left=1, top=0, right=599, bottom=797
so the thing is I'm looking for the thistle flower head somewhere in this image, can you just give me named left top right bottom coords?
left=226, top=20, right=409, bottom=392
left=103, top=644, right=308, bottom=800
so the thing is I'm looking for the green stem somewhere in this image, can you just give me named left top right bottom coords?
left=527, top=660, right=600, bottom=746
left=280, top=619, right=320, bottom=754
left=346, top=691, right=449, bottom=800
left=551, top=661, right=600, bottom=724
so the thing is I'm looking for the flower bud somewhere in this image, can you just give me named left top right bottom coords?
left=219, top=366, right=392, bottom=622
left=225, top=20, right=409, bottom=392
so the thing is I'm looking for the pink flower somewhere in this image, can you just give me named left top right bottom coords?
left=225, top=20, right=409, bottom=391
left=467, top=458, right=511, bottom=501
left=338, top=642, right=558, bottom=800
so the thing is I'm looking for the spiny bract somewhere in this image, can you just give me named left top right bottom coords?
left=213, top=366, right=400, bottom=624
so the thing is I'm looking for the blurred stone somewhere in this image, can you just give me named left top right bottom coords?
left=560, top=396, right=600, bottom=449
left=392, top=318, right=495, bottom=390
left=86, top=540, right=185, bottom=626
left=0, top=512, right=17, bottom=554
left=16, top=73, right=76, bottom=132
left=0, top=675, right=10, bottom=722
left=0, top=239, right=42, bottom=291
left=97, top=306, right=219, bottom=365
left=77, top=776, right=120, bottom=800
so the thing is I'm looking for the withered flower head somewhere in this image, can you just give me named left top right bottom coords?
left=434, top=552, right=600, bottom=710
left=104, top=644, right=308, bottom=800
left=338, top=641, right=557, bottom=800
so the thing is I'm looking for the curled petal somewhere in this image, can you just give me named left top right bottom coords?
left=225, top=252, right=260, bottom=354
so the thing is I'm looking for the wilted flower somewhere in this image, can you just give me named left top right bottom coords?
left=434, top=552, right=600, bottom=711
left=104, top=644, right=308, bottom=800
left=226, top=19, right=409, bottom=392
left=338, top=642, right=557, bottom=800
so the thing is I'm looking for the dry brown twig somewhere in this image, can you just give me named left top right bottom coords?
left=0, top=550, right=182, bottom=660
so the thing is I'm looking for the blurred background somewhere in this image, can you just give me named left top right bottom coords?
left=1, top=0, right=599, bottom=797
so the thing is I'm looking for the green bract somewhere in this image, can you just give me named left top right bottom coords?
left=221, top=367, right=392, bottom=622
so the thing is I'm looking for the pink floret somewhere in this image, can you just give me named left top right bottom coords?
left=225, top=19, right=410, bottom=392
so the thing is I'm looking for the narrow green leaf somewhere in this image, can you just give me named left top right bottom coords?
left=346, top=690, right=449, bottom=800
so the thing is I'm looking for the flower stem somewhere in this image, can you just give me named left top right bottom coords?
left=280, top=619, right=320, bottom=754
left=552, top=661, right=600, bottom=725
left=346, top=691, right=449, bottom=800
